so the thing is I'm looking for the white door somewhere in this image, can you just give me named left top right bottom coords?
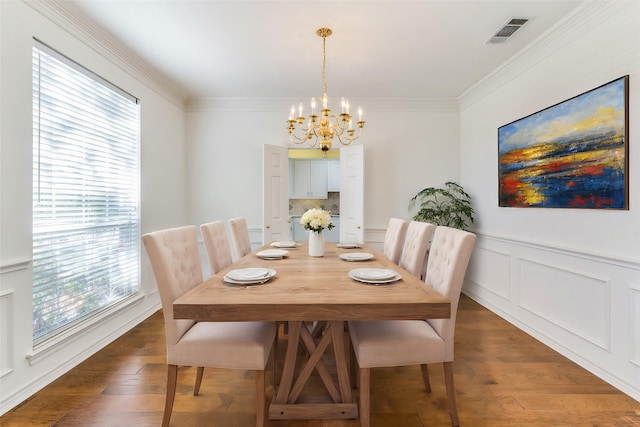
left=263, top=144, right=289, bottom=244
left=340, top=145, right=364, bottom=244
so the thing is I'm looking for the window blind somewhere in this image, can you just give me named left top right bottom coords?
left=32, top=39, right=140, bottom=343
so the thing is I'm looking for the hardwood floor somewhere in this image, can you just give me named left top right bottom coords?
left=2, top=295, right=639, bottom=426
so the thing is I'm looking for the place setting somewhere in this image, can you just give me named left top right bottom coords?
left=224, top=268, right=276, bottom=285
left=348, top=268, right=401, bottom=285
left=336, top=242, right=361, bottom=249
left=339, top=252, right=374, bottom=262
left=270, top=241, right=299, bottom=249
left=256, top=249, right=289, bottom=260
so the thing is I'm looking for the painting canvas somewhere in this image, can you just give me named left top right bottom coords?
left=498, top=75, right=629, bottom=209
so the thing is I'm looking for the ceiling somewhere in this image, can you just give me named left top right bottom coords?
left=64, top=0, right=584, bottom=102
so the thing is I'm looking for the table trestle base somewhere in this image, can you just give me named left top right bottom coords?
left=270, top=320, right=357, bottom=420
left=269, top=403, right=358, bottom=420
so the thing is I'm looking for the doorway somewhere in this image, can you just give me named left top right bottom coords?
left=263, top=144, right=363, bottom=244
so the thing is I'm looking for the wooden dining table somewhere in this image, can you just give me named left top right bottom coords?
left=173, top=242, right=450, bottom=421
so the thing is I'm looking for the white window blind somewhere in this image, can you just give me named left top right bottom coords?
left=32, top=39, right=140, bottom=343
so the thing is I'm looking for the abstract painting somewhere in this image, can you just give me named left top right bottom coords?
left=498, top=75, right=629, bottom=209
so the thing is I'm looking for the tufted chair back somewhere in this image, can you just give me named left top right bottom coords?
left=398, top=221, right=435, bottom=277
left=382, top=218, right=409, bottom=264
left=200, top=220, right=233, bottom=274
left=228, top=217, right=252, bottom=260
left=424, top=226, right=476, bottom=361
left=143, top=225, right=202, bottom=349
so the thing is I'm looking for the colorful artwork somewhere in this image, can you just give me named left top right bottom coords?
left=498, top=76, right=629, bottom=209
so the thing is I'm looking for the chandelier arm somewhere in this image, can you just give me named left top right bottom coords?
left=289, top=129, right=311, bottom=143
left=326, top=114, right=351, bottom=134
left=289, top=132, right=319, bottom=148
left=334, top=129, right=358, bottom=146
left=298, top=122, right=311, bottom=133
left=308, top=134, right=319, bottom=148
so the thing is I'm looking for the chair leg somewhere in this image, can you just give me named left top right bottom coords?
left=420, top=364, right=432, bottom=393
left=162, top=364, right=178, bottom=427
left=358, top=367, right=371, bottom=427
left=193, top=366, right=204, bottom=396
left=443, top=361, right=459, bottom=427
left=255, top=370, right=266, bottom=427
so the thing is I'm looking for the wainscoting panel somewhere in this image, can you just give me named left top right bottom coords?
left=518, top=257, right=611, bottom=350
left=0, top=289, right=13, bottom=377
left=0, top=259, right=29, bottom=380
left=632, top=285, right=640, bottom=366
left=463, top=232, right=640, bottom=401
left=466, top=246, right=511, bottom=300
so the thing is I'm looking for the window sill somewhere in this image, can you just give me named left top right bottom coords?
left=26, top=292, right=146, bottom=365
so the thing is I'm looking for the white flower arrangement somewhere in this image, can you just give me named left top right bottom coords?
left=300, top=208, right=334, bottom=234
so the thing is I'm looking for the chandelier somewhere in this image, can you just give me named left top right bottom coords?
left=287, top=28, right=365, bottom=152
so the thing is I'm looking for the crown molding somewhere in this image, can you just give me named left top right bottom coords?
left=458, top=0, right=634, bottom=110
left=186, top=97, right=459, bottom=113
left=24, top=0, right=187, bottom=109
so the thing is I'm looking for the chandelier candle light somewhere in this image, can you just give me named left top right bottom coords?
left=288, top=28, right=365, bottom=152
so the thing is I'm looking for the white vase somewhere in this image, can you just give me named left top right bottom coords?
left=308, top=230, right=325, bottom=257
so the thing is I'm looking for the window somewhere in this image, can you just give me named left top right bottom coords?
left=32, top=40, right=140, bottom=343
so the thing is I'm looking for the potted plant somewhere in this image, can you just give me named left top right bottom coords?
left=409, top=181, right=474, bottom=230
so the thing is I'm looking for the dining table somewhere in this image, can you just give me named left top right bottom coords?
left=173, top=241, right=451, bottom=421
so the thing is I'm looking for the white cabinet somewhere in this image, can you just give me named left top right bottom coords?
left=292, top=217, right=306, bottom=241
left=289, top=159, right=328, bottom=199
left=327, top=159, right=340, bottom=192
left=290, top=160, right=308, bottom=198
left=309, top=161, right=327, bottom=197
left=325, top=216, right=340, bottom=242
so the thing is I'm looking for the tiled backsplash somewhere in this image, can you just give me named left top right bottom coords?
left=289, top=192, right=340, bottom=216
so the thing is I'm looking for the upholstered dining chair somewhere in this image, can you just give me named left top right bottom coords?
left=398, top=221, right=435, bottom=278
left=228, top=217, right=252, bottom=260
left=381, top=217, right=409, bottom=264
left=200, top=220, right=233, bottom=275
left=349, top=226, right=476, bottom=427
left=143, top=225, right=277, bottom=427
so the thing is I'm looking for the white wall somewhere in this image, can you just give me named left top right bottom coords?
left=0, top=1, right=187, bottom=414
left=459, top=1, right=640, bottom=400
left=186, top=98, right=461, bottom=244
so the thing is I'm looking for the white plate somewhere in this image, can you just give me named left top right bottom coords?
left=225, top=268, right=276, bottom=283
left=271, top=241, right=297, bottom=248
left=256, top=249, right=288, bottom=259
left=340, top=252, right=374, bottom=262
left=337, top=243, right=360, bottom=249
left=348, top=269, right=401, bottom=285
left=224, top=276, right=271, bottom=285
left=349, top=268, right=397, bottom=280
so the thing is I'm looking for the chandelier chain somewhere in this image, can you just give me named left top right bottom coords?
left=322, top=32, right=327, bottom=96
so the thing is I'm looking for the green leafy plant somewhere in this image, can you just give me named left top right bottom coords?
left=409, top=181, right=474, bottom=230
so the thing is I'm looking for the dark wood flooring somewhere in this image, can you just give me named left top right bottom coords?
left=2, top=295, right=639, bottom=426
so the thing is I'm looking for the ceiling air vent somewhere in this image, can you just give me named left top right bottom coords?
left=486, top=18, right=529, bottom=44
